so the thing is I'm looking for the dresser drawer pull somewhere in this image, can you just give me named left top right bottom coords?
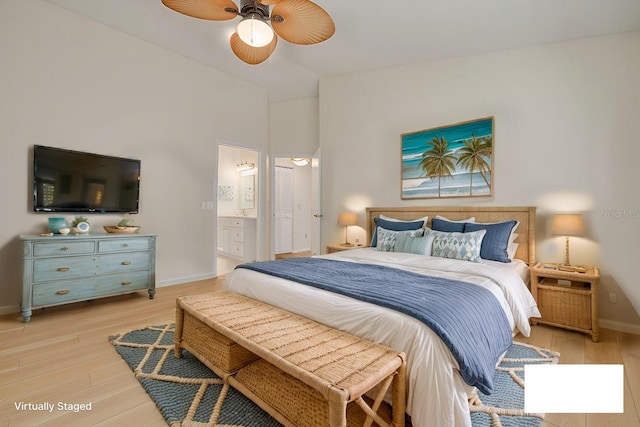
left=121, top=261, right=131, bottom=265
left=60, top=247, right=69, bottom=251
left=123, top=243, right=129, bottom=247
left=57, top=267, right=70, bottom=272
left=121, top=281, right=132, bottom=286
left=56, top=290, right=70, bottom=295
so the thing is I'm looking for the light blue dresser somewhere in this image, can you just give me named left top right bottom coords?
left=20, top=233, right=156, bottom=322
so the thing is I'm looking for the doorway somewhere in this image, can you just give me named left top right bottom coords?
left=216, top=143, right=261, bottom=275
left=272, top=155, right=319, bottom=258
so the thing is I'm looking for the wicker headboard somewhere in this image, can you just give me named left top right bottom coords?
left=365, top=206, right=536, bottom=265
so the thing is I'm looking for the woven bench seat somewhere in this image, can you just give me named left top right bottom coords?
left=174, top=290, right=406, bottom=427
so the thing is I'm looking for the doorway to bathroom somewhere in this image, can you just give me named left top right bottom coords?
left=216, top=143, right=261, bottom=275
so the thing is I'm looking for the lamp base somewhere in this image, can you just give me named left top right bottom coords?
left=339, top=242, right=354, bottom=247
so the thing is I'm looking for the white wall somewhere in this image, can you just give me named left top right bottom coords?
left=0, top=0, right=269, bottom=315
left=319, top=32, right=640, bottom=327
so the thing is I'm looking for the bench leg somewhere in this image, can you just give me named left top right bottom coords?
left=328, top=398, right=348, bottom=427
left=174, top=298, right=184, bottom=359
left=391, top=361, right=406, bottom=427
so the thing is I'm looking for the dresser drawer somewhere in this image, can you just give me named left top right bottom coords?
left=32, top=278, right=98, bottom=306
left=95, top=271, right=149, bottom=294
left=32, top=271, right=149, bottom=306
left=33, top=256, right=97, bottom=282
left=99, top=252, right=150, bottom=273
left=33, top=241, right=95, bottom=257
left=98, top=238, right=151, bottom=253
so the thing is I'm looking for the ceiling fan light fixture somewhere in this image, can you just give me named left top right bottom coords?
left=237, top=14, right=274, bottom=47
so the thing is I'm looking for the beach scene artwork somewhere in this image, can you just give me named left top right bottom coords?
left=401, top=117, right=494, bottom=199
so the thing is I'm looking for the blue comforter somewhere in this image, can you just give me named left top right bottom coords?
left=236, top=257, right=512, bottom=394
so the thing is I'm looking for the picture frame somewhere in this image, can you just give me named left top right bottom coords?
left=401, top=117, right=494, bottom=199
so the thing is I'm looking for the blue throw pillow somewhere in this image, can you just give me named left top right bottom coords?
left=464, top=220, right=518, bottom=263
left=371, top=217, right=425, bottom=247
left=431, top=218, right=466, bottom=232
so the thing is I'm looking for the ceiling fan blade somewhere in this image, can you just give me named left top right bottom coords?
left=162, top=0, right=238, bottom=21
left=259, top=0, right=284, bottom=5
left=271, top=0, right=335, bottom=45
left=230, top=32, right=278, bottom=64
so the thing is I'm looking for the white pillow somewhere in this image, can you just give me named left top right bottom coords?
left=434, top=215, right=475, bottom=223
left=507, top=233, right=519, bottom=259
left=380, top=214, right=429, bottom=228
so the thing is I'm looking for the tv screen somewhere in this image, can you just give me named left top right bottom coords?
left=33, top=145, right=141, bottom=213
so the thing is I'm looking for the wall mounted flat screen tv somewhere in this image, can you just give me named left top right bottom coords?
left=33, top=145, right=141, bottom=213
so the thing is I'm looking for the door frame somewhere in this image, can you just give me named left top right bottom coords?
left=269, top=152, right=320, bottom=259
left=215, top=140, right=265, bottom=272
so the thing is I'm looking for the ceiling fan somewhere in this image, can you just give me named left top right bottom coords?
left=162, top=0, right=335, bottom=65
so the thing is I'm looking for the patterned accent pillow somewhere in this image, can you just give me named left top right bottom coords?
left=376, top=227, right=424, bottom=252
left=371, top=217, right=425, bottom=247
left=428, top=229, right=486, bottom=262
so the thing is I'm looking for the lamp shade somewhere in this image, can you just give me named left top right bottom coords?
left=551, top=214, right=584, bottom=236
left=338, top=212, right=357, bottom=226
left=237, top=14, right=274, bottom=47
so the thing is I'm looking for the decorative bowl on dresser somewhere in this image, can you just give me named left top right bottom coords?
left=20, top=233, right=156, bottom=322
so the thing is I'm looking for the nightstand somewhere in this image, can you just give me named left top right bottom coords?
left=326, top=244, right=365, bottom=254
left=529, top=262, right=600, bottom=342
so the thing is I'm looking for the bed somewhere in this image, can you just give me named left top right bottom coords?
left=224, top=206, right=541, bottom=427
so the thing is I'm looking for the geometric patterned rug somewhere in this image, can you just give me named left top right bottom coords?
left=110, top=324, right=559, bottom=427
left=470, top=341, right=560, bottom=427
left=109, top=323, right=281, bottom=427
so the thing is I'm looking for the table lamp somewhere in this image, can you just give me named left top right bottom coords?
left=551, top=213, right=584, bottom=267
left=338, top=213, right=357, bottom=246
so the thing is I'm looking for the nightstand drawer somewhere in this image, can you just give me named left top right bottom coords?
left=33, top=241, right=95, bottom=257
left=537, top=284, right=592, bottom=329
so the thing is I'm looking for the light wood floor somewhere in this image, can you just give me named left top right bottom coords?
left=1, top=278, right=639, bottom=427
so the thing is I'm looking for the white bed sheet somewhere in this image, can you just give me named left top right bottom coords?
left=224, top=249, right=540, bottom=427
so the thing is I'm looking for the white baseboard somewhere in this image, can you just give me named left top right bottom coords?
left=156, top=273, right=219, bottom=288
left=0, top=305, right=19, bottom=316
left=292, top=247, right=311, bottom=254
left=600, top=318, right=640, bottom=335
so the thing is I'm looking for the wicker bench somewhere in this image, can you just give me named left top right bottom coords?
left=174, top=290, right=406, bottom=427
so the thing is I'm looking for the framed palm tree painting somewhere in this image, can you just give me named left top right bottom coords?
left=401, top=117, right=494, bottom=199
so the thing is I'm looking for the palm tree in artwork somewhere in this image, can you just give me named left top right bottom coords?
left=456, top=134, right=493, bottom=195
left=418, top=136, right=457, bottom=197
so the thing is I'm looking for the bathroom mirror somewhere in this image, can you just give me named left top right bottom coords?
left=239, top=175, right=255, bottom=209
